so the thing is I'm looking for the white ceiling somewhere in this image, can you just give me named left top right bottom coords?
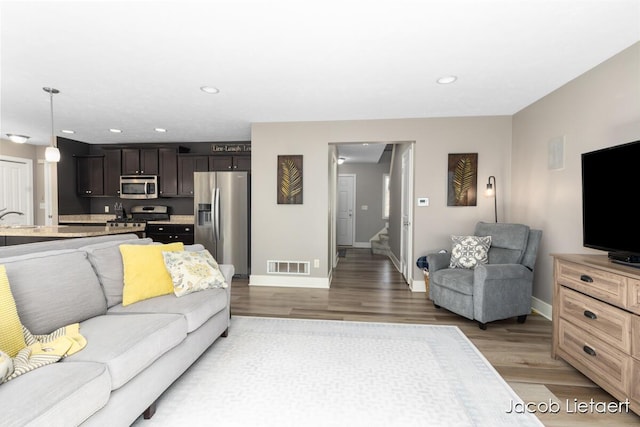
left=1, top=0, right=639, bottom=147
left=337, top=143, right=388, bottom=164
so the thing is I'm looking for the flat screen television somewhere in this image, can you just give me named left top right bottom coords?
left=582, top=139, right=640, bottom=266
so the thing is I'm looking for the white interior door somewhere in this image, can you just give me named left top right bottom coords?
left=400, top=147, right=413, bottom=283
left=337, top=174, right=355, bottom=246
left=0, top=155, right=33, bottom=225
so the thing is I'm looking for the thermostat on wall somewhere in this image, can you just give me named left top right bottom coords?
left=417, top=197, right=429, bottom=207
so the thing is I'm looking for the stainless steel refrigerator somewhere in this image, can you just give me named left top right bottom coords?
left=194, top=172, right=249, bottom=276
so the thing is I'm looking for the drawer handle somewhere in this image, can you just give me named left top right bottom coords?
left=580, top=274, right=593, bottom=283
left=583, top=310, right=597, bottom=320
left=583, top=345, right=597, bottom=357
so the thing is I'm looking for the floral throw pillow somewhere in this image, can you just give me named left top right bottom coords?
left=449, top=235, right=492, bottom=269
left=162, top=250, right=228, bottom=297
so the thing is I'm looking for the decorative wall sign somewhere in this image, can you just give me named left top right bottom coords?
left=277, top=155, right=303, bottom=204
left=211, top=143, right=251, bottom=153
left=447, top=153, right=478, bottom=206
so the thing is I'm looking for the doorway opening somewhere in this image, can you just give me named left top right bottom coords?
left=0, top=155, right=34, bottom=226
left=329, top=142, right=415, bottom=289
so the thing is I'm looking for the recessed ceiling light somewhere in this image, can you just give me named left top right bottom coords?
left=200, top=86, right=220, bottom=94
left=6, top=134, right=30, bottom=143
left=109, top=128, right=122, bottom=133
left=61, top=129, right=75, bottom=134
left=154, top=128, right=167, bottom=133
left=437, top=75, right=458, bottom=84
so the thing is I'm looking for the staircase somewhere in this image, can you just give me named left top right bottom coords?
left=370, top=230, right=391, bottom=256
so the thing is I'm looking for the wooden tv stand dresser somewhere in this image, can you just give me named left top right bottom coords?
left=552, top=254, right=640, bottom=415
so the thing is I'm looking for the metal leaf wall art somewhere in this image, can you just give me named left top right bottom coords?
left=447, top=153, right=477, bottom=206
left=278, top=155, right=303, bottom=204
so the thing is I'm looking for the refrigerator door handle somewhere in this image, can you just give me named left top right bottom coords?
left=213, top=187, right=220, bottom=241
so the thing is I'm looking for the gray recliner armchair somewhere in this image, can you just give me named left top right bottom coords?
left=426, top=222, right=542, bottom=329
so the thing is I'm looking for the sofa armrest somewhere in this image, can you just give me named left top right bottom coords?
left=473, top=263, right=534, bottom=323
left=426, top=252, right=450, bottom=273
left=474, top=263, right=531, bottom=282
left=218, top=264, right=235, bottom=285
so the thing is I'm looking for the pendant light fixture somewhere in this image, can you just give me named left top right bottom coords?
left=43, top=87, right=61, bottom=163
left=5, top=134, right=30, bottom=144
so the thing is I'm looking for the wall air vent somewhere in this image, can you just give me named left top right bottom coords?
left=267, top=260, right=310, bottom=275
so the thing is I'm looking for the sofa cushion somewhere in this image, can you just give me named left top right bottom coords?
left=431, top=268, right=474, bottom=295
left=120, top=242, right=184, bottom=306
left=0, top=233, right=140, bottom=259
left=474, top=222, right=530, bottom=264
left=185, top=243, right=205, bottom=251
left=108, top=288, right=228, bottom=333
left=82, top=238, right=153, bottom=308
left=64, top=313, right=186, bottom=390
left=0, top=362, right=110, bottom=427
left=449, top=235, right=491, bottom=269
left=0, top=265, right=26, bottom=357
left=162, top=250, right=228, bottom=297
left=0, top=250, right=107, bottom=335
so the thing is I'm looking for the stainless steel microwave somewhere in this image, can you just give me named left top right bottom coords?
left=119, top=175, right=159, bottom=199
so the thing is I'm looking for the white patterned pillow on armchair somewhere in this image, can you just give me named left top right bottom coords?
left=449, top=235, right=492, bottom=269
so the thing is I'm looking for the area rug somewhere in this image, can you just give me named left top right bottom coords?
left=133, top=316, right=543, bottom=427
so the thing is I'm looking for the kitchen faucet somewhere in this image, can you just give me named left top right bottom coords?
left=0, top=208, right=25, bottom=220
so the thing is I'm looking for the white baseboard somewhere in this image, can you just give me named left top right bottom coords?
left=531, top=296, right=552, bottom=320
left=389, top=252, right=401, bottom=272
left=409, top=278, right=426, bottom=292
left=249, top=275, right=330, bottom=289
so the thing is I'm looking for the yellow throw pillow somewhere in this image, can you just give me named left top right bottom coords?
left=120, top=242, right=184, bottom=306
left=0, top=265, right=26, bottom=357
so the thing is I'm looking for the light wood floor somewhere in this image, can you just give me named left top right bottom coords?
left=231, top=248, right=639, bottom=426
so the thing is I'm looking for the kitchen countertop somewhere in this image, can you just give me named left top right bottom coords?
left=58, top=215, right=195, bottom=225
left=0, top=225, right=146, bottom=237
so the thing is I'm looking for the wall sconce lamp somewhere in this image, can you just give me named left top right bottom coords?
left=43, top=87, right=61, bottom=163
left=485, top=175, right=497, bottom=223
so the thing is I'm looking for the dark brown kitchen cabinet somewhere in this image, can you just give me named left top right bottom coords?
left=122, top=148, right=158, bottom=175
left=145, top=224, right=194, bottom=244
left=103, top=149, right=122, bottom=196
left=208, top=155, right=251, bottom=171
left=76, top=156, right=104, bottom=196
left=177, top=156, right=208, bottom=196
left=158, top=148, right=178, bottom=196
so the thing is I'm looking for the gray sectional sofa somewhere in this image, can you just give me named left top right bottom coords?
left=0, top=234, right=233, bottom=427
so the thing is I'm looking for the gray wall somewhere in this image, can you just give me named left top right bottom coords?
left=337, top=150, right=391, bottom=244
left=511, top=41, right=640, bottom=306
left=251, top=117, right=512, bottom=283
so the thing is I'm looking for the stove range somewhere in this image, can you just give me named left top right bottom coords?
left=106, top=206, right=169, bottom=228
left=106, top=218, right=146, bottom=228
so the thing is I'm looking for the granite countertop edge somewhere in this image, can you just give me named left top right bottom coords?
left=58, top=214, right=195, bottom=225
left=0, top=225, right=146, bottom=237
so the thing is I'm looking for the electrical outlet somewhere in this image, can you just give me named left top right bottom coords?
left=104, top=205, right=109, bottom=213
left=314, top=259, right=320, bottom=268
